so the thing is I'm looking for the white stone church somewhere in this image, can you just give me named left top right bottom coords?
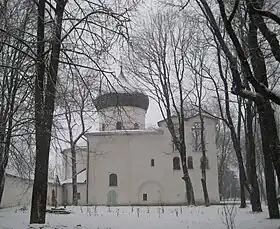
left=60, top=76, right=220, bottom=206
left=1, top=72, right=220, bottom=207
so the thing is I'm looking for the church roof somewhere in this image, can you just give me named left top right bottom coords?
left=94, top=67, right=149, bottom=111
left=61, top=168, right=87, bottom=184
left=61, top=145, right=87, bottom=155
left=85, top=128, right=164, bottom=137
left=157, top=113, right=218, bottom=126
left=94, top=92, right=149, bottom=111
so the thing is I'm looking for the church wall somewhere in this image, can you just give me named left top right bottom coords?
left=63, top=183, right=87, bottom=205
left=86, top=119, right=220, bottom=206
left=62, top=148, right=87, bottom=180
left=184, top=116, right=220, bottom=203
left=128, top=132, right=187, bottom=205
left=47, top=183, right=63, bottom=206
left=87, top=135, right=132, bottom=205
left=98, top=106, right=146, bottom=131
left=1, top=115, right=219, bottom=208
left=156, top=115, right=220, bottom=204
left=87, top=132, right=188, bottom=205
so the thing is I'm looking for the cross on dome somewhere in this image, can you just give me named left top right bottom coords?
left=94, top=66, right=149, bottom=111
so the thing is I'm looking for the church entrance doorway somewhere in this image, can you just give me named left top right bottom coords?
left=107, top=190, right=118, bottom=206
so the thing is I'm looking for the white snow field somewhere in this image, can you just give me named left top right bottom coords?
left=1, top=205, right=280, bottom=229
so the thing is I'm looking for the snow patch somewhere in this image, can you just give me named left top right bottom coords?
left=1, top=205, right=280, bottom=229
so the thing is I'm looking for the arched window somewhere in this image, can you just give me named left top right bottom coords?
left=134, top=123, right=139, bottom=129
left=109, top=173, right=118, bottom=186
left=116, top=122, right=122, bottom=130
left=200, top=156, right=209, bottom=169
left=192, top=122, right=206, bottom=151
left=172, top=142, right=177, bottom=151
left=173, top=157, right=181, bottom=170
left=151, top=159, right=155, bottom=167
left=187, top=156, right=194, bottom=169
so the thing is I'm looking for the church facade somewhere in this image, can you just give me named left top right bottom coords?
left=61, top=85, right=220, bottom=206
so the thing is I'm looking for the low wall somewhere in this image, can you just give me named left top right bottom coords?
left=0, top=174, right=63, bottom=208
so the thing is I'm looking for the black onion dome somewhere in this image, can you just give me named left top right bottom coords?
left=94, top=67, right=149, bottom=111
left=94, top=92, right=149, bottom=111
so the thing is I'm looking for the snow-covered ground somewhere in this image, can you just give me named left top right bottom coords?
left=1, top=205, right=280, bottom=229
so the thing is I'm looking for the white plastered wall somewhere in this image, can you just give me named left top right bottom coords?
left=86, top=115, right=219, bottom=206
left=62, top=148, right=87, bottom=181
left=1, top=175, right=63, bottom=208
left=62, top=183, right=87, bottom=205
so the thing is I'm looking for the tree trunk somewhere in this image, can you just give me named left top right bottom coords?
left=263, top=147, right=279, bottom=218
left=247, top=12, right=280, bottom=218
left=263, top=106, right=280, bottom=186
left=257, top=143, right=266, bottom=203
left=30, top=0, right=48, bottom=222
left=216, top=45, right=251, bottom=206
left=30, top=0, right=66, bottom=224
left=180, top=143, right=195, bottom=205
left=257, top=102, right=280, bottom=218
left=258, top=174, right=266, bottom=203
left=247, top=0, right=280, bottom=189
left=167, top=110, right=195, bottom=206
left=71, top=146, right=78, bottom=206
left=226, top=98, right=249, bottom=208
left=239, top=176, right=247, bottom=208
left=0, top=117, right=6, bottom=204
left=179, top=143, right=195, bottom=206
left=0, top=137, right=5, bottom=204
left=218, top=168, right=224, bottom=201
left=237, top=97, right=247, bottom=209
left=0, top=175, right=5, bottom=204
left=250, top=178, right=262, bottom=211
left=201, top=177, right=209, bottom=205
left=0, top=139, right=9, bottom=205
left=237, top=3, right=262, bottom=211
left=182, top=167, right=195, bottom=206
left=30, top=135, right=50, bottom=223
left=245, top=101, right=262, bottom=212
left=200, top=118, right=210, bottom=206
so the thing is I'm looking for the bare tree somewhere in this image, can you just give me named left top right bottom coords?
left=56, top=72, right=95, bottom=206
left=185, top=37, right=210, bottom=206
left=183, top=28, right=252, bottom=208
left=210, top=44, right=256, bottom=209
left=128, top=10, right=196, bottom=205
left=0, top=0, right=35, bottom=204
left=184, top=0, right=280, bottom=218
left=216, top=120, right=237, bottom=200
left=195, top=0, right=280, bottom=186
left=28, top=0, right=134, bottom=223
left=29, top=0, right=67, bottom=223
left=244, top=98, right=262, bottom=211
